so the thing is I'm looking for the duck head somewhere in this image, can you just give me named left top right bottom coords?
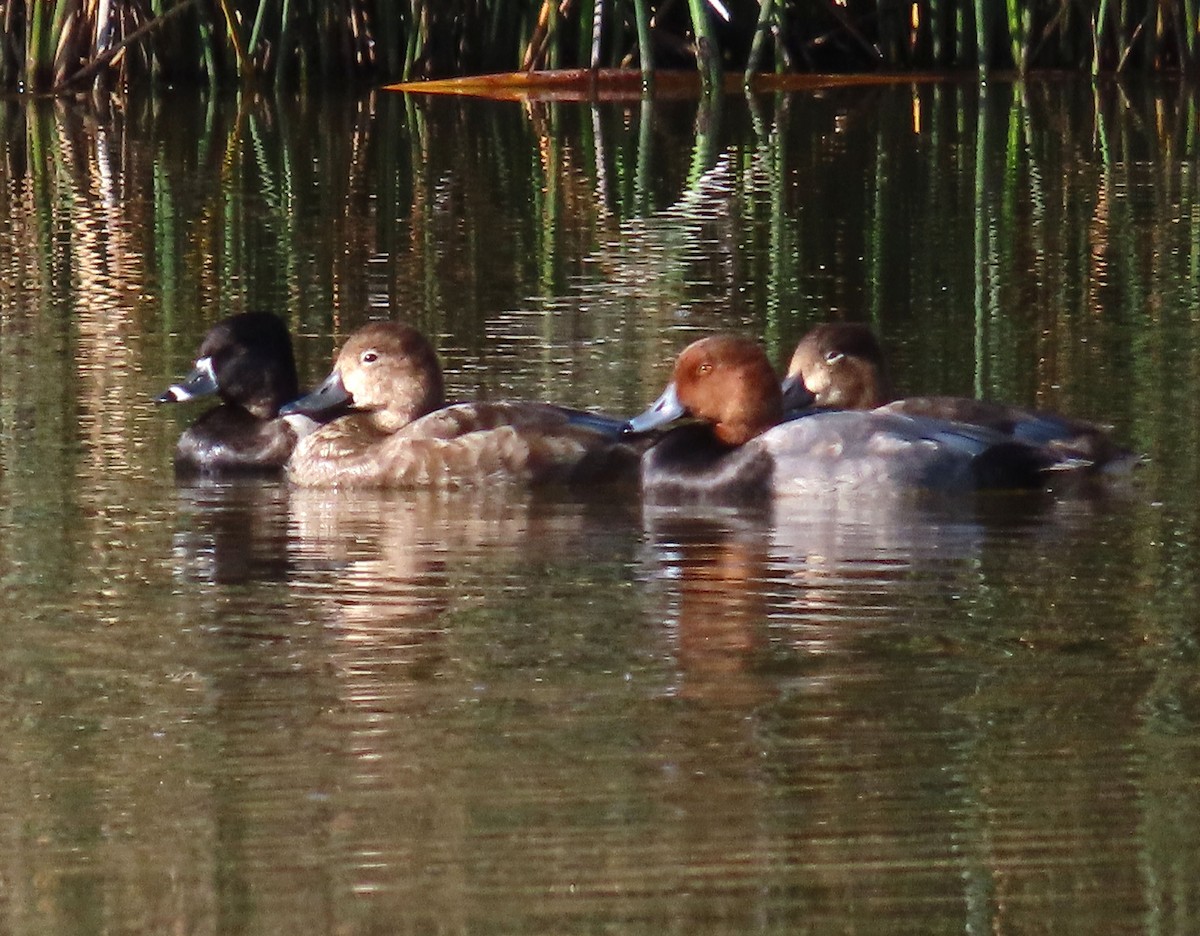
left=156, top=312, right=299, bottom=420
left=781, top=322, right=894, bottom=411
left=280, top=322, right=445, bottom=433
left=625, top=335, right=784, bottom=446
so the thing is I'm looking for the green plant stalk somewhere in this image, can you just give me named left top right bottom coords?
left=216, top=0, right=249, bottom=78
left=403, top=1, right=422, bottom=81
left=974, top=0, right=989, bottom=73
left=1182, top=0, right=1197, bottom=66
left=1095, top=0, right=1110, bottom=75
left=954, top=4, right=966, bottom=65
left=248, top=0, right=270, bottom=71
left=1005, top=0, right=1022, bottom=71
left=576, top=0, right=593, bottom=68
left=632, top=0, right=653, bottom=89
left=275, top=0, right=294, bottom=87
left=928, top=0, right=942, bottom=63
left=685, top=0, right=720, bottom=98
left=49, top=0, right=71, bottom=54
left=148, top=0, right=164, bottom=80
left=27, top=0, right=48, bottom=89
left=745, top=0, right=773, bottom=88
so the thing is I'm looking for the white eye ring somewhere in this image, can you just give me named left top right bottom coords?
left=361, top=350, right=379, bottom=364
left=824, top=350, right=844, bottom=364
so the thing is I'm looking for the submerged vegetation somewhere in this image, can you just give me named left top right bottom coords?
left=2, top=1, right=1199, bottom=95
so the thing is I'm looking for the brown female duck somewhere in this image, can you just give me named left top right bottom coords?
left=280, top=321, right=634, bottom=488
left=782, top=322, right=1139, bottom=470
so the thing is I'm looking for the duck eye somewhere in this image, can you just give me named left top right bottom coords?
left=824, top=350, right=844, bottom=365
left=697, top=362, right=713, bottom=376
left=361, top=350, right=379, bottom=364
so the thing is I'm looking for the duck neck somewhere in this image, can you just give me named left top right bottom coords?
left=713, top=408, right=778, bottom=447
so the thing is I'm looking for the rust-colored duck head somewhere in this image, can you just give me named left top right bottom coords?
left=625, top=335, right=784, bottom=447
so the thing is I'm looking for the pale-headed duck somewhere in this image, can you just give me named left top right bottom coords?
left=623, top=334, right=1084, bottom=502
left=156, top=312, right=307, bottom=476
left=279, top=321, right=636, bottom=488
left=782, top=322, right=1139, bottom=470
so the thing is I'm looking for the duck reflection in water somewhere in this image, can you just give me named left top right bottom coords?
left=171, top=480, right=294, bottom=587
left=640, top=505, right=778, bottom=709
left=287, top=486, right=639, bottom=701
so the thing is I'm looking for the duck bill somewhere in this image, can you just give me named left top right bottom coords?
left=155, top=357, right=218, bottom=404
left=279, top=369, right=354, bottom=418
left=623, top=382, right=687, bottom=435
left=779, top=373, right=816, bottom=412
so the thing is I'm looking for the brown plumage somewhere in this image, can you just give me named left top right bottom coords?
left=783, top=322, right=1140, bottom=471
left=282, top=322, right=636, bottom=489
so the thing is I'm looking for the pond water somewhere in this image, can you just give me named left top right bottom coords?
left=2, top=78, right=1200, bottom=934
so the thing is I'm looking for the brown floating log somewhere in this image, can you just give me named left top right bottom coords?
left=385, top=68, right=955, bottom=102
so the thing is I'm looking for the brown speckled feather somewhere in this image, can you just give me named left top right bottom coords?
left=289, top=402, right=635, bottom=488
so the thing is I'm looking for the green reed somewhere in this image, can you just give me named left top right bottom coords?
left=5, top=1, right=1200, bottom=94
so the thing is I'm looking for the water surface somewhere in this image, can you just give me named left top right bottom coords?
left=1, top=79, right=1199, bottom=934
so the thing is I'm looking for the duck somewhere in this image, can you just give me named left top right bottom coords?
left=156, top=312, right=309, bottom=476
left=622, top=334, right=1085, bottom=503
left=278, top=321, right=636, bottom=488
left=782, top=322, right=1139, bottom=470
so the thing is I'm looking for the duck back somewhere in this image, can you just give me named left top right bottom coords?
left=760, top=410, right=1064, bottom=495
left=288, top=401, right=637, bottom=489
left=875, top=396, right=1137, bottom=470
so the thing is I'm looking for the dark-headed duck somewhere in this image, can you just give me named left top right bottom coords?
left=156, top=312, right=306, bottom=476
left=279, top=321, right=635, bottom=488
left=623, top=334, right=1084, bottom=502
left=783, top=322, right=1139, bottom=470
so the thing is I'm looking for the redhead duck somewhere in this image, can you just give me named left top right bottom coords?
left=279, top=321, right=636, bottom=488
left=783, top=322, right=1139, bottom=470
left=623, top=335, right=1083, bottom=502
left=156, top=312, right=307, bottom=476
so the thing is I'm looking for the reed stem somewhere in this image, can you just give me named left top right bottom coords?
left=6, top=0, right=1200, bottom=94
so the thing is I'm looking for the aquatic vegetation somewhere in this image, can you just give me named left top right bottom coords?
left=1, top=1, right=1195, bottom=94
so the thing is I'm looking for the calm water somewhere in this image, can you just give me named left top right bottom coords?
left=2, top=79, right=1200, bottom=934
